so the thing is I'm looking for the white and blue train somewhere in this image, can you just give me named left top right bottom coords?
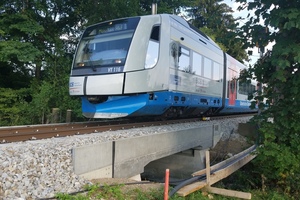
left=69, top=14, right=257, bottom=118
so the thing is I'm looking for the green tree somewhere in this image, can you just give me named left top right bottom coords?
left=187, top=0, right=248, bottom=62
left=0, top=0, right=85, bottom=125
left=0, top=2, right=44, bottom=88
left=76, top=0, right=141, bottom=26
left=237, top=0, right=300, bottom=196
left=0, top=88, right=31, bottom=125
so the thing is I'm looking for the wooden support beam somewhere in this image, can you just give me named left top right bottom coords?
left=192, top=145, right=256, bottom=177
left=209, top=153, right=256, bottom=186
left=206, top=151, right=210, bottom=185
left=177, top=145, right=257, bottom=197
left=204, top=186, right=252, bottom=199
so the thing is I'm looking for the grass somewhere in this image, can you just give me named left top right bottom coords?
left=55, top=183, right=293, bottom=200
left=54, top=166, right=295, bottom=200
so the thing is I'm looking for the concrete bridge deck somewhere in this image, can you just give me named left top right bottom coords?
left=72, top=123, right=221, bottom=179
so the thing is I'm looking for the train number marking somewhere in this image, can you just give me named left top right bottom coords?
left=107, top=67, right=121, bottom=73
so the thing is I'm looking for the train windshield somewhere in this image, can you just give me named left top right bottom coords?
left=74, top=17, right=140, bottom=70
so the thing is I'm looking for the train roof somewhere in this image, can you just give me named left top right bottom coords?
left=166, top=14, right=221, bottom=50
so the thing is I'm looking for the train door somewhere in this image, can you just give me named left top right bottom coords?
left=228, top=79, right=237, bottom=105
left=228, top=68, right=237, bottom=106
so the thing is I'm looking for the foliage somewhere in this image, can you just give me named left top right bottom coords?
left=0, top=61, right=32, bottom=89
left=0, top=0, right=85, bottom=125
left=55, top=192, right=87, bottom=200
left=96, top=184, right=125, bottom=199
left=0, top=3, right=44, bottom=88
left=0, top=88, right=29, bottom=125
left=236, top=0, right=300, bottom=196
left=139, top=0, right=195, bottom=15
left=77, top=0, right=141, bottom=26
left=199, top=27, right=227, bottom=51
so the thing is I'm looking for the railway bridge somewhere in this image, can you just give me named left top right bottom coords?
left=72, top=124, right=221, bottom=179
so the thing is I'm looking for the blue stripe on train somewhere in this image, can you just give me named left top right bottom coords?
left=81, top=91, right=254, bottom=118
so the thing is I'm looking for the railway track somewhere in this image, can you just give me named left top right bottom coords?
left=0, top=114, right=255, bottom=143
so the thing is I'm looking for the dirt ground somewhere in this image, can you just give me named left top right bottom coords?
left=210, top=134, right=253, bottom=165
left=90, top=177, right=164, bottom=195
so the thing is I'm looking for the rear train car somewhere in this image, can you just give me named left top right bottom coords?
left=69, top=14, right=256, bottom=118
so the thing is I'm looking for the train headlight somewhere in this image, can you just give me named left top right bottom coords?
left=77, top=62, right=85, bottom=67
left=114, top=59, right=122, bottom=64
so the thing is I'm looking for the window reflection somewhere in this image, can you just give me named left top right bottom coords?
left=192, top=52, right=202, bottom=75
left=145, top=41, right=159, bottom=69
left=178, top=47, right=190, bottom=72
left=213, top=62, right=220, bottom=80
left=145, top=26, right=160, bottom=69
left=203, top=57, right=212, bottom=79
left=178, top=54, right=190, bottom=72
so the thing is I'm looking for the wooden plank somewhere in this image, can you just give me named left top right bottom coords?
left=205, top=186, right=251, bottom=199
left=209, top=153, right=256, bottom=185
left=192, top=145, right=256, bottom=177
left=177, top=180, right=207, bottom=197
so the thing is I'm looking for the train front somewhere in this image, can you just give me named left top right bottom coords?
left=69, top=15, right=169, bottom=118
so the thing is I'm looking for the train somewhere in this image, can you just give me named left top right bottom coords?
left=69, top=14, right=257, bottom=119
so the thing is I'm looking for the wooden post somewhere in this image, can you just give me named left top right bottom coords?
left=206, top=151, right=210, bottom=186
left=52, top=108, right=59, bottom=123
left=66, top=109, right=72, bottom=123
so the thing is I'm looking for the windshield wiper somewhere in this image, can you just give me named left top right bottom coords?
left=91, top=63, right=97, bottom=72
left=83, top=40, right=97, bottom=72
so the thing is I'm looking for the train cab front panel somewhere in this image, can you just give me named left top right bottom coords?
left=69, top=17, right=141, bottom=96
left=69, top=15, right=170, bottom=96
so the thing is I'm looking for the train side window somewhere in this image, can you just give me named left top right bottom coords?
left=212, top=62, right=221, bottom=81
left=145, top=26, right=160, bottom=69
left=150, top=26, right=160, bottom=41
left=203, top=57, right=212, bottom=79
left=238, top=81, right=256, bottom=95
left=178, top=46, right=190, bottom=72
left=192, top=52, right=202, bottom=75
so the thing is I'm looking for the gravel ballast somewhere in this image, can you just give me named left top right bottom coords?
left=0, top=116, right=252, bottom=199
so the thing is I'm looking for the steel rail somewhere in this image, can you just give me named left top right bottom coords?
left=0, top=118, right=200, bottom=143
left=0, top=114, right=254, bottom=143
